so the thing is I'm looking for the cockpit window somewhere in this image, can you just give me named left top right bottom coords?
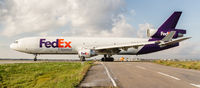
left=14, top=40, right=18, bottom=43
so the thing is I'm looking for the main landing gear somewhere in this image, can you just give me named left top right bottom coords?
left=34, top=54, right=37, bottom=61
left=80, top=56, right=86, bottom=61
left=101, top=54, right=114, bottom=62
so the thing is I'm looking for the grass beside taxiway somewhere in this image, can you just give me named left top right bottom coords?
left=153, top=60, right=200, bottom=70
left=0, top=61, right=93, bottom=88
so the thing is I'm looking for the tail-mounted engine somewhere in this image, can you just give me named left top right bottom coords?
left=147, top=29, right=157, bottom=37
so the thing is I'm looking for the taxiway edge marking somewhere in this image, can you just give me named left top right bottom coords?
left=101, top=62, right=117, bottom=87
left=158, top=72, right=180, bottom=80
left=136, top=66, right=146, bottom=70
left=190, top=83, right=200, bottom=88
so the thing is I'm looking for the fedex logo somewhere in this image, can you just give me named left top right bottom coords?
left=81, top=52, right=89, bottom=55
left=40, top=39, right=71, bottom=48
left=161, top=31, right=170, bottom=36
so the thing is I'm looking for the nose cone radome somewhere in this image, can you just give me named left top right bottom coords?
left=10, top=43, right=18, bottom=50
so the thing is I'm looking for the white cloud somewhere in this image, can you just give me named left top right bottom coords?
left=109, top=14, right=135, bottom=37
left=97, top=14, right=135, bottom=37
left=0, top=0, right=129, bottom=37
left=173, top=41, right=200, bottom=56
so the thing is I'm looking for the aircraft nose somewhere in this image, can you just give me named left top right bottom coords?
left=10, top=43, right=18, bottom=50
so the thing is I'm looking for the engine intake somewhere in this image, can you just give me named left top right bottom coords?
left=147, top=29, right=157, bottom=37
left=78, top=49, right=96, bottom=58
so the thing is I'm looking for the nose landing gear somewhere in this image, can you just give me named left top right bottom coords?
left=80, top=56, right=86, bottom=61
left=34, top=54, right=37, bottom=61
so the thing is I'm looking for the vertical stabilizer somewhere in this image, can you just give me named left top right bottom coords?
left=151, top=11, right=186, bottom=39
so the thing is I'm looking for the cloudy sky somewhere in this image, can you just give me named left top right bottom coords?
left=0, top=0, right=199, bottom=59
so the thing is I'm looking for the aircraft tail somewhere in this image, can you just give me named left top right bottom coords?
left=151, top=11, right=186, bottom=40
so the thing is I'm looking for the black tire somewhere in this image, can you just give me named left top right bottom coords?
left=101, top=57, right=105, bottom=61
left=34, top=58, right=37, bottom=61
left=34, top=54, right=37, bottom=61
left=107, top=57, right=114, bottom=62
left=80, top=56, right=86, bottom=61
left=110, top=57, right=114, bottom=61
left=101, top=57, right=114, bottom=62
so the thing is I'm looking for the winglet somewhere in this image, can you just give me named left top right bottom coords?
left=161, top=31, right=176, bottom=42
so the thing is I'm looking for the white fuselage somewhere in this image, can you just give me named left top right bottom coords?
left=10, top=37, right=149, bottom=55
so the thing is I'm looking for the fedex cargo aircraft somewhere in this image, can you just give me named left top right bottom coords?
left=10, top=12, right=190, bottom=61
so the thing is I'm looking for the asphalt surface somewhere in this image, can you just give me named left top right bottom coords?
left=80, top=62, right=113, bottom=87
left=81, top=62, right=200, bottom=88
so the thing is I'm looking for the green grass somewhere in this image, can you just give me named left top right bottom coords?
left=153, top=60, right=200, bottom=70
left=0, top=61, right=93, bottom=88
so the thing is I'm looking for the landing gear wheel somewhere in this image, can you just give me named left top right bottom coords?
left=101, top=54, right=107, bottom=61
left=34, top=54, right=37, bottom=61
left=101, top=57, right=105, bottom=61
left=107, top=57, right=114, bottom=62
left=80, top=56, right=86, bottom=61
left=101, top=57, right=114, bottom=62
left=109, top=57, right=114, bottom=61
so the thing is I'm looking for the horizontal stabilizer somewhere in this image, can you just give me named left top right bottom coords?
left=161, top=31, right=176, bottom=42
left=159, top=37, right=191, bottom=47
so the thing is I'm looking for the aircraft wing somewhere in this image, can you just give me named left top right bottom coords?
left=94, top=41, right=156, bottom=51
left=94, top=31, right=190, bottom=52
left=94, top=37, right=191, bottom=51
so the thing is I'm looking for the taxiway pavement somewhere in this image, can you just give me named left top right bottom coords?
left=81, top=62, right=200, bottom=88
